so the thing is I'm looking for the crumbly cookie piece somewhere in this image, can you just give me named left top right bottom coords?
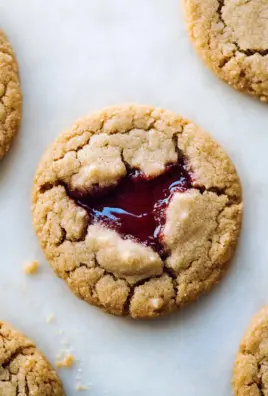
left=23, top=260, right=39, bottom=274
left=183, top=0, right=268, bottom=101
left=56, top=354, right=74, bottom=368
left=0, top=30, right=22, bottom=160
left=0, top=322, right=64, bottom=395
left=233, top=306, right=268, bottom=395
left=32, top=104, right=242, bottom=319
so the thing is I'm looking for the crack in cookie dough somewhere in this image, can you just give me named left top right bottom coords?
left=184, top=0, right=268, bottom=101
left=233, top=306, right=268, bottom=396
left=0, top=31, right=22, bottom=160
left=0, top=322, right=64, bottom=395
left=32, top=104, right=242, bottom=319
left=217, top=0, right=268, bottom=56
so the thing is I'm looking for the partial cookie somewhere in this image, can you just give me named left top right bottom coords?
left=184, top=0, right=268, bottom=101
left=0, top=30, right=22, bottom=160
left=32, top=104, right=242, bottom=319
left=233, top=306, right=268, bottom=395
left=0, top=322, right=64, bottom=395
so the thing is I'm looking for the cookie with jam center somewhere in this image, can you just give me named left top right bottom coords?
left=0, top=322, right=64, bottom=395
left=0, top=30, right=21, bottom=160
left=233, top=306, right=268, bottom=395
left=32, top=104, right=242, bottom=318
left=184, top=0, right=268, bottom=101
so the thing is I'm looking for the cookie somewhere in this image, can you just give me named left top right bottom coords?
left=32, top=104, right=242, bottom=319
left=0, top=322, right=64, bottom=395
left=183, top=0, right=268, bottom=101
left=233, top=306, right=268, bottom=395
left=0, top=30, right=22, bottom=160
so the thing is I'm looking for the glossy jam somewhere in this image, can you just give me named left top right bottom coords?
left=68, top=162, right=191, bottom=255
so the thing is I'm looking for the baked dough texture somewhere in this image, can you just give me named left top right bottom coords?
left=32, top=104, right=242, bottom=319
left=0, top=322, right=64, bottom=396
left=233, top=306, right=268, bottom=396
left=0, top=30, right=21, bottom=160
left=184, top=0, right=268, bottom=101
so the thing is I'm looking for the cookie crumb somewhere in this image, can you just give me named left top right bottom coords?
left=46, top=314, right=55, bottom=324
left=23, top=260, right=39, bottom=274
left=56, top=354, right=74, bottom=368
left=75, top=384, right=87, bottom=391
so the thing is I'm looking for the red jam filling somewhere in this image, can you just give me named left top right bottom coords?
left=68, top=162, right=192, bottom=255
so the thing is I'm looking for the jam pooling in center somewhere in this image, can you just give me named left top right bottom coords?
left=68, top=162, right=192, bottom=255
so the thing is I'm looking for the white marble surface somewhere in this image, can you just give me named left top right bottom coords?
left=0, top=1, right=267, bottom=395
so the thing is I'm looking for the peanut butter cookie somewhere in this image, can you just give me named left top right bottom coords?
left=184, top=0, right=268, bottom=101
left=32, top=104, right=242, bottom=319
left=233, top=306, right=268, bottom=395
left=0, top=322, right=64, bottom=395
left=0, top=30, right=21, bottom=160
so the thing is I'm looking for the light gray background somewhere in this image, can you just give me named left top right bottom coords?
left=0, top=1, right=267, bottom=395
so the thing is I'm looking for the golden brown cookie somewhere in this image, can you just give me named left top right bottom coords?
left=32, top=104, right=242, bottom=319
left=0, top=30, right=22, bottom=160
left=183, top=0, right=268, bottom=101
left=0, top=322, right=64, bottom=396
left=233, top=306, right=268, bottom=395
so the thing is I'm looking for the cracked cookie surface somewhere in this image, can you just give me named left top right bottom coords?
left=183, top=0, right=268, bottom=101
left=233, top=306, right=268, bottom=395
left=0, top=322, right=64, bottom=396
left=32, top=104, right=242, bottom=319
left=0, top=30, right=22, bottom=160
